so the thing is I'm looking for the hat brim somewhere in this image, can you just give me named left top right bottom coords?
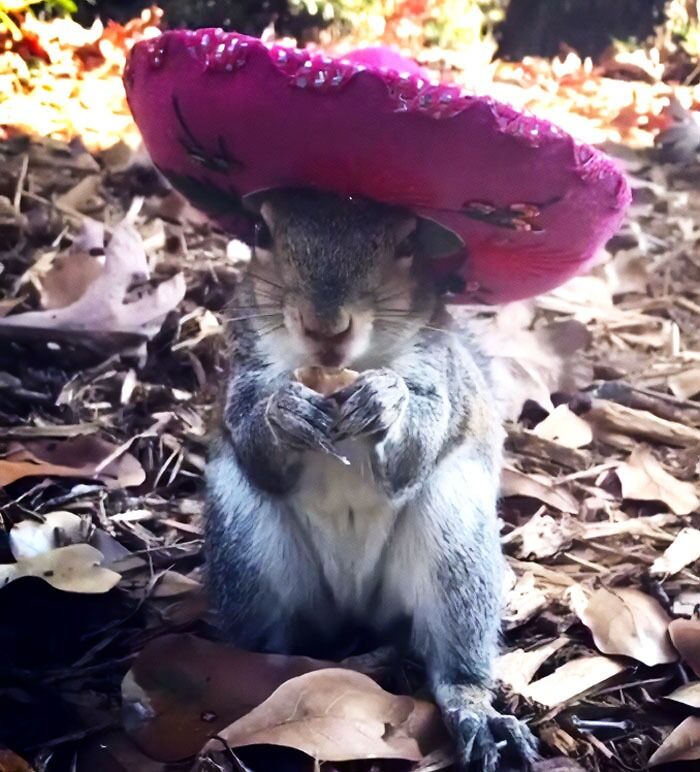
left=124, top=30, right=630, bottom=304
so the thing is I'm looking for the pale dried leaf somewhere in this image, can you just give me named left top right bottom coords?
left=511, top=510, right=580, bottom=559
left=9, top=511, right=84, bottom=559
left=0, top=220, right=185, bottom=339
left=503, top=571, right=550, bottom=628
left=649, top=716, right=700, bottom=766
left=575, top=587, right=677, bottom=666
left=666, top=682, right=700, bottom=709
left=651, top=528, right=700, bottom=575
left=521, top=656, right=626, bottom=708
left=533, top=405, right=593, bottom=449
left=501, top=467, right=579, bottom=514
left=669, top=619, right=700, bottom=677
left=668, top=367, right=700, bottom=400
left=496, top=638, right=568, bottom=694
left=205, top=668, right=444, bottom=763
left=615, top=446, right=700, bottom=515
left=0, top=544, right=120, bottom=593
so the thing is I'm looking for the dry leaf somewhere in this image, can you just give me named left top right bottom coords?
left=574, top=587, right=677, bottom=666
left=501, top=466, right=579, bottom=514
left=122, top=634, right=338, bottom=762
left=666, top=682, right=700, bottom=709
left=0, top=220, right=185, bottom=340
left=510, top=510, right=580, bottom=559
left=0, top=544, right=120, bottom=593
left=0, top=748, right=34, bottom=772
left=651, top=528, right=700, bottom=575
left=668, top=368, right=700, bottom=400
left=615, top=446, right=700, bottom=515
left=521, top=656, right=626, bottom=708
left=586, top=400, right=700, bottom=448
left=533, top=405, right=593, bottom=449
left=496, top=638, right=568, bottom=694
left=151, top=570, right=202, bottom=598
left=202, top=668, right=445, bottom=764
left=503, top=571, right=550, bottom=628
left=8, top=511, right=85, bottom=559
left=649, top=716, right=700, bottom=766
left=0, top=435, right=145, bottom=489
left=669, top=619, right=700, bottom=677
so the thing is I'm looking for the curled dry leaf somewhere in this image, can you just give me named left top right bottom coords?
left=496, top=637, right=568, bottom=694
left=521, top=655, right=626, bottom=708
left=503, top=571, right=550, bottom=629
left=574, top=587, right=677, bottom=666
left=122, top=633, right=337, bottom=762
left=533, top=405, right=593, bottom=449
left=651, top=527, right=700, bottom=575
left=615, top=446, right=700, bottom=516
left=501, top=466, right=579, bottom=514
left=668, top=618, right=700, bottom=677
left=0, top=435, right=145, bottom=489
left=0, top=219, right=185, bottom=341
left=649, top=716, right=700, bottom=766
left=201, top=668, right=446, bottom=764
left=511, top=510, right=580, bottom=559
left=666, top=682, right=700, bottom=709
left=585, top=400, right=700, bottom=448
left=9, top=511, right=85, bottom=559
left=0, top=544, right=120, bottom=593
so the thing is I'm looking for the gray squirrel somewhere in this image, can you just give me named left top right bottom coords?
left=204, top=188, right=538, bottom=771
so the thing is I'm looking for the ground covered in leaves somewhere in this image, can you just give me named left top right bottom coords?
left=1, top=10, right=700, bottom=772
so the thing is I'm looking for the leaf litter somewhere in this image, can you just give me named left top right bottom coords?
left=0, top=9, right=700, bottom=772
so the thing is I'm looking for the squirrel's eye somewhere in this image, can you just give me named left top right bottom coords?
left=255, top=220, right=273, bottom=251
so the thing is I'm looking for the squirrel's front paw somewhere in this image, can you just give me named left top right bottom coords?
left=333, top=368, right=408, bottom=441
left=266, top=381, right=338, bottom=455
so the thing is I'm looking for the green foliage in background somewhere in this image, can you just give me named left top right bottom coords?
left=0, top=0, right=76, bottom=39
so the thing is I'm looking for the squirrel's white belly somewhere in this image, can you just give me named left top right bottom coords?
left=291, top=440, right=398, bottom=613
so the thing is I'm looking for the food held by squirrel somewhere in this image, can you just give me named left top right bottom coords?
left=205, top=188, right=538, bottom=770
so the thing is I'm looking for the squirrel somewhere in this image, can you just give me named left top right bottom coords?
left=204, top=188, right=538, bottom=771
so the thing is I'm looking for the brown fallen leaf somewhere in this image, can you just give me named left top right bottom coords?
left=0, top=435, right=145, bottom=489
left=122, top=633, right=338, bottom=762
left=666, top=682, right=700, bottom=709
left=0, top=219, right=185, bottom=340
left=503, top=571, right=551, bottom=628
left=201, top=668, right=446, bottom=764
left=0, top=748, right=34, bottom=772
left=651, top=527, right=700, bottom=575
left=615, top=446, right=700, bottom=516
left=501, top=466, right=579, bottom=514
left=496, top=638, right=568, bottom=694
left=573, top=586, right=677, bottom=666
left=532, top=405, right=593, bottom=449
left=0, top=544, right=120, bottom=593
left=649, top=716, right=700, bottom=766
left=521, top=655, right=626, bottom=708
left=669, top=618, right=700, bottom=677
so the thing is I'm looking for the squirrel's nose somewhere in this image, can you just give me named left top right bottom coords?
left=301, top=308, right=352, bottom=343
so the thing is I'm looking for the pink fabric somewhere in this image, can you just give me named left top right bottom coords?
left=124, top=30, right=630, bottom=303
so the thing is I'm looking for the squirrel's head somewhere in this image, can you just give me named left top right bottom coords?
left=238, top=189, right=457, bottom=370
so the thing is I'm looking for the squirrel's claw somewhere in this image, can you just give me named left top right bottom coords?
left=333, top=368, right=408, bottom=440
left=457, top=711, right=538, bottom=772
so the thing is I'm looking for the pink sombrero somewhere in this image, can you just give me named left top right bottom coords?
left=123, top=29, right=630, bottom=304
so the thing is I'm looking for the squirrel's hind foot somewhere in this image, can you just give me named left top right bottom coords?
left=437, top=684, right=539, bottom=772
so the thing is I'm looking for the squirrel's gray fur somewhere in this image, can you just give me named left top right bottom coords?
left=205, top=189, right=538, bottom=770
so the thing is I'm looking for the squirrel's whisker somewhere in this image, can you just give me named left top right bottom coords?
left=226, top=313, right=284, bottom=323
left=246, top=272, right=286, bottom=291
